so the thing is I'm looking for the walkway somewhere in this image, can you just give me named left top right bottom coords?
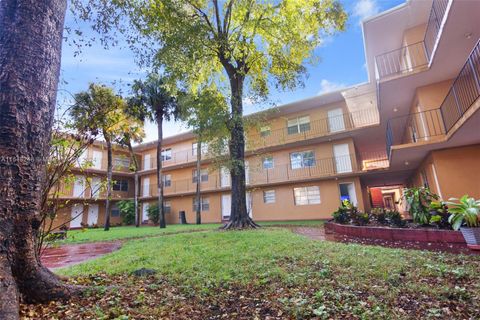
left=292, top=226, right=479, bottom=255
left=41, top=241, right=122, bottom=269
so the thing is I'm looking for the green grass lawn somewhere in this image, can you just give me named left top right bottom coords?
left=45, top=227, right=480, bottom=319
left=58, top=220, right=324, bottom=244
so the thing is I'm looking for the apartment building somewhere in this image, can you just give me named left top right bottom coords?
left=53, top=0, right=480, bottom=228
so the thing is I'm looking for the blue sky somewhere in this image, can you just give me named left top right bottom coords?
left=59, top=0, right=404, bottom=142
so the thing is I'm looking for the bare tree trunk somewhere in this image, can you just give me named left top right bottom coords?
left=222, top=74, right=259, bottom=229
left=156, top=113, right=166, bottom=228
left=104, top=137, right=113, bottom=231
left=127, top=142, right=140, bottom=227
left=0, top=1, right=75, bottom=318
left=195, top=140, right=202, bottom=225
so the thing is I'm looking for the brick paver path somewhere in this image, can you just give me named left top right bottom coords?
left=41, top=242, right=122, bottom=269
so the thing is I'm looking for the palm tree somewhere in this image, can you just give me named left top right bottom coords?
left=129, top=74, right=179, bottom=228
left=70, top=84, right=126, bottom=231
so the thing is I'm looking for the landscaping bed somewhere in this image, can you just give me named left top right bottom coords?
left=325, top=221, right=465, bottom=243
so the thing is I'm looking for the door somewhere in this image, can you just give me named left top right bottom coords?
left=328, top=108, right=345, bottom=133
left=70, top=204, right=84, bottom=228
left=91, top=177, right=101, bottom=198
left=221, top=194, right=231, bottom=220
left=143, top=177, right=150, bottom=197
left=339, top=183, right=358, bottom=206
left=142, top=203, right=150, bottom=223
left=220, top=166, right=230, bottom=187
left=73, top=175, right=85, bottom=198
left=87, top=204, right=99, bottom=226
left=144, top=154, right=151, bottom=170
left=92, top=150, right=103, bottom=169
left=246, top=192, right=253, bottom=218
left=333, top=143, right=352, bottom=173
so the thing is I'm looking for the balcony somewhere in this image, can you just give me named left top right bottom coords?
left=386, top=108, right=446, bottom=156
left=140, top=108, right=380, bottom=171
left=386, top=38, right=480, bottom=156
left=140, top=152, right=389, bottom=198
left=375, top=0, right=450, bottom=81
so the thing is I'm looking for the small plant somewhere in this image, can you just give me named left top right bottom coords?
left=351, top=211, right=370, bottom=226
left=428, top=200, right=450, bottom=229
left=332, top=206, right=349, bottom=224
left=446, top=195, right=480, bottom=230
left=147, top=203, right=160, bottom=224
left=385, top=210, right=405, bottom=227
left=403, top=187, right=439, bottom=225
left=117, top=200, right=136, bottom=225
left=370, top=208, right=386, bottom=224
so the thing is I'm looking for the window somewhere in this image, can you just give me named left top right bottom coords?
left=161, top=148, right=172, bottom=161
left=262, top=156, right=274, bottom=169
left=163, top=201, right=171, bottom=214
left=162, top=174, right=171, bottom=187
left=260, top=126, right=271, bottom=137
left=113, top=179, right=128, bottom=192
left=290, top=151, right=316, bottom=169
left=193, top=197, right=210, bottom=211
left=263, top=190, right=276, bottom=204
left=421, top=170, right=429, bottom=189
left=294, top=186, right=321, bottom=205
left=114, top=157, right=130, bottom=169
left=111, top=205, right=120, bottom=217
left=192, top=142, right=209, bottom=156
left=287, top=116, right=310, bottom=135
left=193, top=169, right=208, bottom=183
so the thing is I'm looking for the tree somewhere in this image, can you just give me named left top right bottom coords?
left=178, top=87, right=230, bottom=225
left=0, top=0, right=73, bottom=318
left=70, top=84, right=126, bottom=231
left=75, top=0, right=346, bottom=229
left=129, top=74, right=179, bottom=229
left=116, top=107, right=145, bottom=227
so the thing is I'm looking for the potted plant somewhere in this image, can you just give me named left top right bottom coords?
left=446, top=195, right=480, bottom=248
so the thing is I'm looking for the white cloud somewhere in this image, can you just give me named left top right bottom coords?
left=318, top=79, right=347, bottom=95
left=353, top=0, right=379, bottom=23
left=243, top=97, right=254, bottom=107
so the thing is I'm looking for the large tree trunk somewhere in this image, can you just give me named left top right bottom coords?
left=195, top=140, right=202, bottom=225
left=127, top=142, right=140, bottom=227
left=156, top=113, right=166, bottom=228
left=104, top=138, right=113, bottom=231
left=222, top=74, right=259, bottom=229
left=0, top=0, right=74, bottom=319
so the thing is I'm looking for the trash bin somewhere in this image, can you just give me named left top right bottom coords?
left=179, top=211, right=187, bottom=224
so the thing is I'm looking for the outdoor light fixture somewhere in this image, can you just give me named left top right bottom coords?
left=465, top=32, right=473, bottom=39
left=404, top=161, right=409, bottom=166
left=393, top=108, right=398, bottom=112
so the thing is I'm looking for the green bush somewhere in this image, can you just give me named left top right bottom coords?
left=370, top=208, right=386, bottom=224
left=446, top=195, right=480, bottom=230
left=351, top=211, right=370, bottom=226
left=403, top=187, right=438, bottom=225
left=429, top=200, right=450, bottom=229
left=385, top=210, right=405, bottom=228
left=332, top=207, right=350, bottom=224
left=147, top=204, right=160, bottom=224
left=117, top=200, right=136, bottom=225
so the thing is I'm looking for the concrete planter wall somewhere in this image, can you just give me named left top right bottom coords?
left=325, top=222, right=465, bottom=244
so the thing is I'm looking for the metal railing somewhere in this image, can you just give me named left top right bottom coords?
left=375, top=41, right=428, bottom=80
left=375, top=0, right=450, bottom=80
left=140, top=108, right=380, bottom=171
left=386, top=108, right=446, bottom=156
left=424, top=0, right=449, bottom=61
left=440, top=39, right=480, bottom=131
left=140, top=154, right=362, bottom=197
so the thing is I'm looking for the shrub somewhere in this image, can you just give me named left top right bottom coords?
left=147, top=203, right=160, bottom=224
left=370, top=208, right=386, bottom=224
left=332, top=207, right=350, bottom=224
left=351, top=211, right=370, bottom=226
left=429, top=200, right=450, bottom=229
left=117, top=200, right=136, bottom=225
left=385, top=210, right=405, bottom=227
left=403, top=187, right=439, bottom=225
